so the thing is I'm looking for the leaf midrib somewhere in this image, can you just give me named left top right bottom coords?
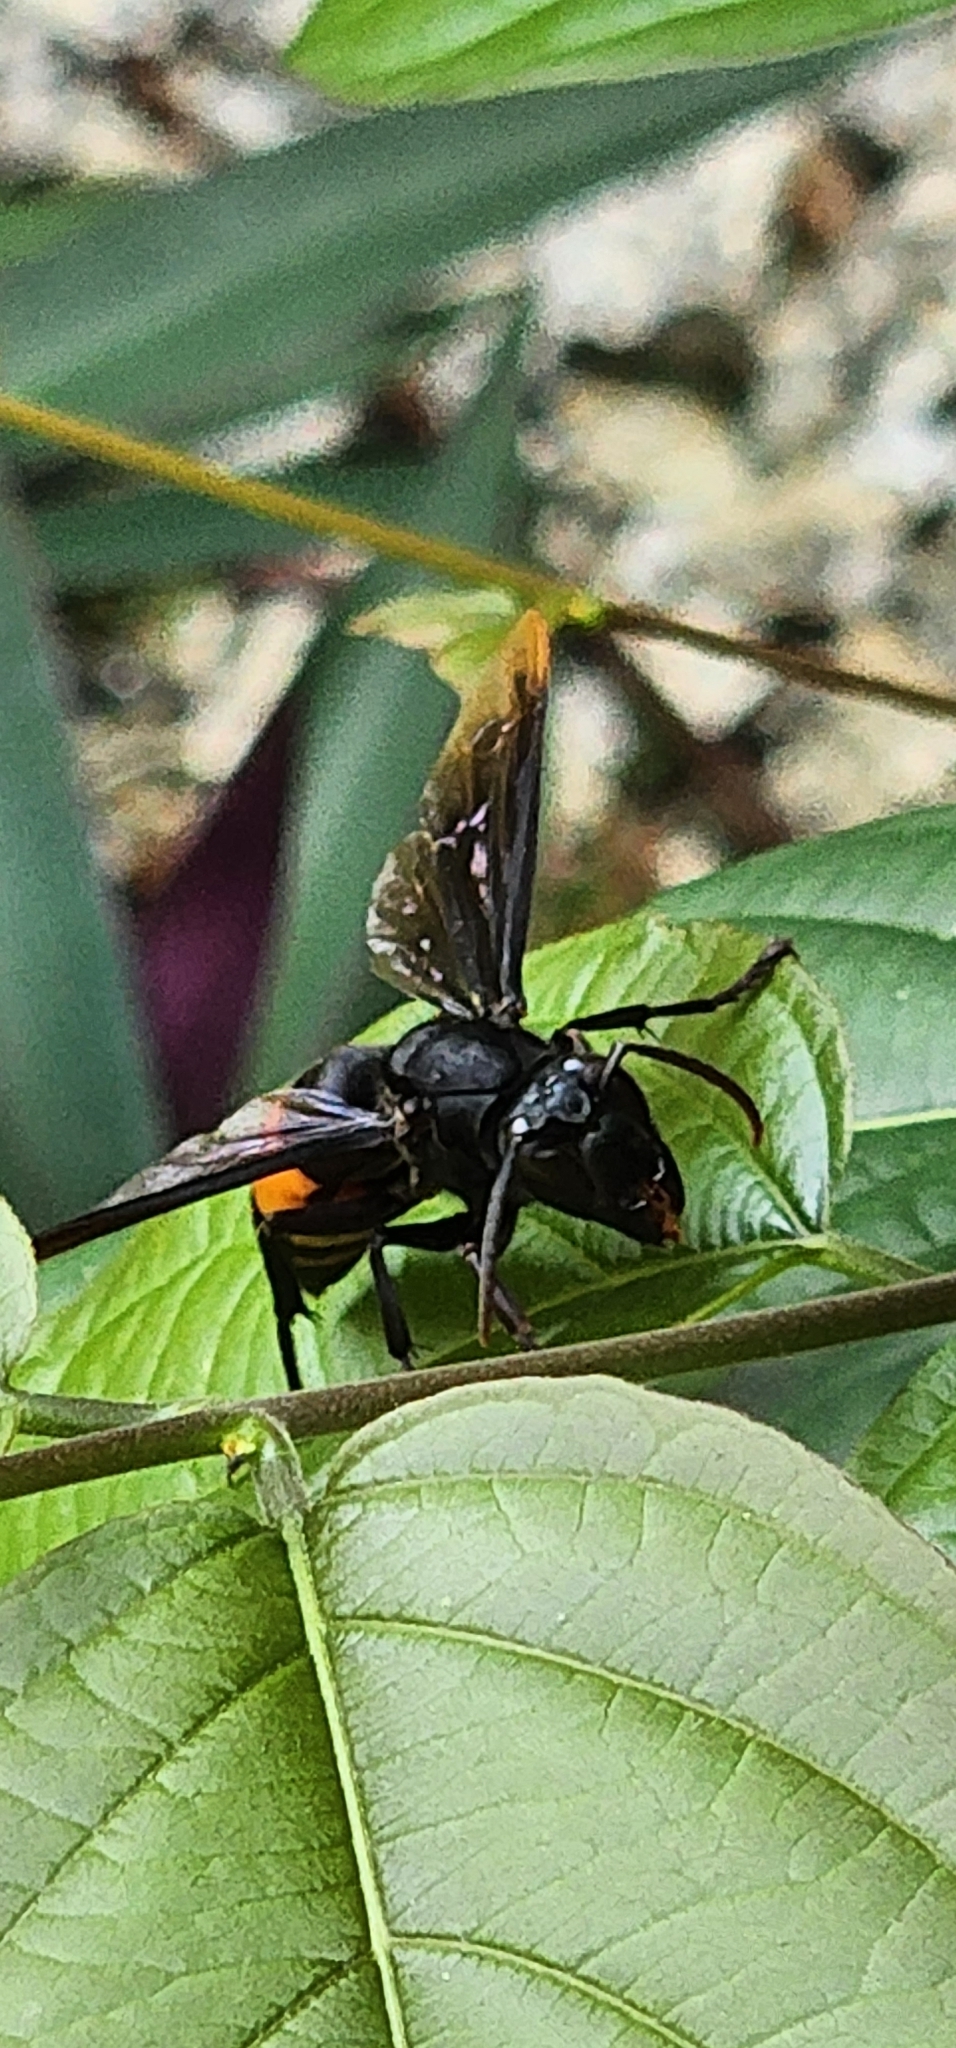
left=281, top=1512, right=410, bottom=2048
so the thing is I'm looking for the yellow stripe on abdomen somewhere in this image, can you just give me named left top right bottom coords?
left=281, top=1226, right=372, bottom=1296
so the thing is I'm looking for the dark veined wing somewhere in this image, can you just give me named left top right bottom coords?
left=367, top=608, right=550, bottom=1024
left=33, top=1089, right=402, bottom=1259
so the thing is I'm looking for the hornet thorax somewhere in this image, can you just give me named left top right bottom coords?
left=383, top=1016, right=684, bottom=1244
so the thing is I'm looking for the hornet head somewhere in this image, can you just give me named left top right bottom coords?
left=500, top=1040, right=684, bottom=1245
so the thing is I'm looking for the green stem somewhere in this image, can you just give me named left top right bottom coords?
left=12, top=1389, right=158, bottom=1439
left=10, top=1238, right=894, bottom=1443
left=0, top=392, right=581, bottom=614
left=2, top=392, right=955, bottom=722
left=4, top=1260, right=956, bottom=1503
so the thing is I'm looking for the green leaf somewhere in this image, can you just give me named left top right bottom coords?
left=289, top=0, right=928, bottom=105
left=528, top=913, right=851, bottom=1232
left=0, top=1491, right=357, bottom=2045
left=663, top=798, right=956, bottom=1122
left=6, top=1378, right=956, bottom=2043
left=660, top=803, right=956, bottom=1124
left=351, top=584, right=526, bottom=686
left=833, top=1115, right=956, bottom=1272
left=706, top=1307, right=953, bottom=1468
left=1, top=49, right=871, bottom=443
left=0, top=1195, right=280, bottom=1587
left=0, top=187, right=111, bottom=269
left=740, top=1110, right=956, bottom=1461
left=851, top=1338, right=956, bottom=1559
left=350, top=585, right=595, bottom=685
left=658, top=809, right=956, bottom=1460
left=0, top=1198, right=36, bottom=1373
left=246, top=320, right=531, bottom=1084
left=0, top=485, right=161, bottom=1230
left=23, top=1200, right=280, bottom=1409
left=690, top=1121, right=956, bottom=1468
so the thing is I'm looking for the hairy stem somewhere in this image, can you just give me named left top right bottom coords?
left=4, top=1263, right=956, bottom=1502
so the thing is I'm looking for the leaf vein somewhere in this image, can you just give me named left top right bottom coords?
left=0, top=1647, right=307, bottom=1952
left=397, top=1930, right=705, bottom=2046
left=330, top=1465, right=956, bottom=1662
left=342, top=1613, right=954, bottom=1876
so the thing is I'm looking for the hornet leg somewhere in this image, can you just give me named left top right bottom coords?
left=369, top=1234, right=414, bottom=1370
left=565, top=936, right=795, bottom=1033
left=257, top=1226, right=308, bottom=1391
left=461, top=1247, right=536, bottom=1350
left=383, top=1215, right=537, bottom=1352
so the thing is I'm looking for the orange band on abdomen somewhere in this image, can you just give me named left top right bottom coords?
left=252, top=1167, right=320, bottom=1217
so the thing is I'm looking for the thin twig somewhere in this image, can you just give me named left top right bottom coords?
left=0, top=392, right=575, bottom=611
left=3, top=392, right=956, bottom=723
left=4, top=1264, right=956, bottom=1502
left=603, top=603, right=956, bottom=726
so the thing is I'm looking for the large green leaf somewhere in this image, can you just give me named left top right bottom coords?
left=1, top=48, right=870, bottom=444
left=5, top=1378, right=956, bottom=2043
left=735, top=1107, right=956, bottom=1463
left=658, top=809, right=956, bottom=1459
left=705, top=1310, right=953, bottom=1466
left=851, top=1336, right=956, bottom=1560
left=0, top=487, right=160, bottom=1230
left=712, top=1107, right=956, bottom=1463
left=0, top=187, right=111, bottom=268
left=660, top=804, right=956, bottom=1124
left=245, top=320, right=530, bottom=1085
left=833, top=1116, right=956, bottom=1272
left=290, top=0, right=928, bottom=105
left=526, top=913, right=851, bottom=1229
left=23, top=1201, right=277, bottom=1410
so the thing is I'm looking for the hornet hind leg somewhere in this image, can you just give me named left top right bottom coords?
left=257, top=1224, right=309, bottom=1391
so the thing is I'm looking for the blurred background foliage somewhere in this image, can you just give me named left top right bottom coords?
left=2, top=0, right=956, bottom=1228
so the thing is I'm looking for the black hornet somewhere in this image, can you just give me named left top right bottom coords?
left=34, top=611, right=794, bottom=1385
